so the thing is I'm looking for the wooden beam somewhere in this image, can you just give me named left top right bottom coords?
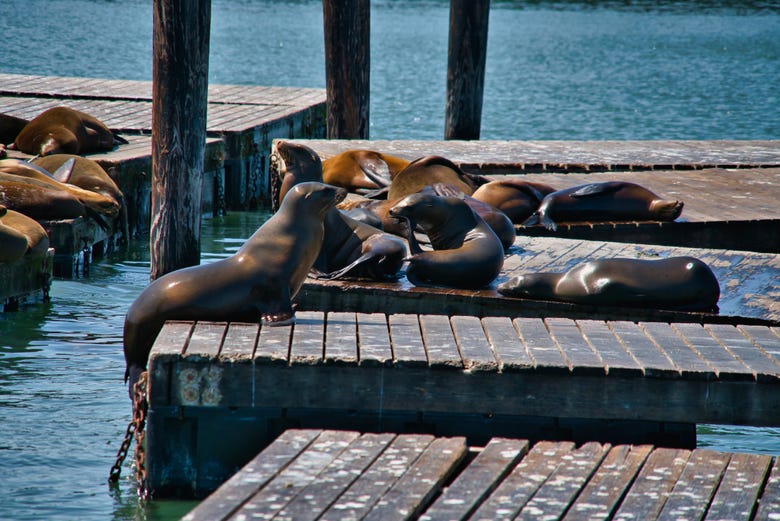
left=322, top=0, right=370, bottom=139
left=150, top=0, right=211, bottom=280
left=445, top=0, right=490, bottom=140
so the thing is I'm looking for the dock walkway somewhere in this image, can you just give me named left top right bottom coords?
left=183, top=428, right=780, bottom=521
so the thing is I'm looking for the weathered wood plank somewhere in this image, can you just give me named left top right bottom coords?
left=512, top=317, right=569, bottom=371
left=655, top=449, right=731, bottom=521
left=704, top=452, right=772, bottom=521
left=450, top=315, right=498, bottom=371
left=219, top=322, right=258, bottom=359
left=419, top=314, right=462, bottom=368
left=545, top=317, right=606, bottom=375
left=148, top=321, right=194, bottom=407
left=480, top=316, right=533, bottom=371
left=185, top=321, right=227, bottom=358
left=388, top=314, right=427, bottom=367
left=290, top=311, right=325, bottom=364
left=356, top=312, right=393, bottom=366
left=576, top=319, right=643, bottom=376
left=613, top=447, right=691, bottom=520
left=324, top=311, right=358, bottom=364
left=181, top=429, right=320, bottom=521
left=738, top=325, right=780, bottom=362
left=608, top=321, right=679, bottom=377
left=704, top=324, right=780, bottom=382
left=227, top=430, right=359, bottom=521
left=419, top=438, right=528, bottom=521
left=672, top=322, right=754, bottom=380
left=255, top=321, right=292, bottom=364
left=363, top=437, right=468, bottom=521
left=641, top=322, right=716, bottom=378
left=319, top=434, right=435, bottom=521
left=754, top=457, right=780, bottom=521
left=471, top=441, right=577, bottom=520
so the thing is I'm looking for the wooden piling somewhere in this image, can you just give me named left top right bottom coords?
left=445, top=0, right=490, bottom=140
left=322, top=0, right=370, bottom=139
left=150, top=0, right=212, bottom=280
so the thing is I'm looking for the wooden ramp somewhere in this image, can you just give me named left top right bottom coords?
left=182, top=428, right=780, bottom=521
left=145, top=313, right=780, bottom=495
left=298, top=236, right=780, bottom=325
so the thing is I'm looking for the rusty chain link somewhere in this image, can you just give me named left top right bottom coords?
left=108, top=371, right=149, bottom=499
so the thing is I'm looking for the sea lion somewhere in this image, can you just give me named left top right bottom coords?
left=0, top=113, right=29, bottom=144
left=389, top=192, right=505, bottom=289
left=0, top=172, right=89, bottom=221
left=523, top=181, right=684, bottom=231
left=0, top=206, right=29, bottom=263
left=0, top=206, right=50, bottom=257
left=471, top=179, right=557, bottom=224
left=387, top=155, right=479, bottom=201
left=123, top=181, right=346, bottom=392
left=12, top=106, right=126, bottom=156
left=498, top=256, right=719, bottom=311
left=274, top=140, right=406, bottom=281
left=321, top=149, right=411, bottom=192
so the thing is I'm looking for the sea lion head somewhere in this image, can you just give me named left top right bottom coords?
left=497, top=273, right=561, bottom=300
left=282, top=181, right=347, bottom=218
left=273, top=141, right=323, bottom=207
left=388, top=192, right=471, bottom=233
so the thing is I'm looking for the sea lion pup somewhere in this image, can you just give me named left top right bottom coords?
left=0, top=113, right=30, bottom=145
left=498, top=256, right=720, bottom=311
left=387, top=155, right=480, bottom=201
left=321, top=149, right=411, bottom=192
left=389, top=192, right=505, bottom=289
left=123, top=181, right=346, bottom=392
left=471, top=178, right=557, bottom=224
left=524, top=181, right=683, bottom=231
left=12, top=106, right=127, bottom=156
left=0, top=206, right=50, bottom=257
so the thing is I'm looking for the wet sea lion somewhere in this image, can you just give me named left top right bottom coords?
left=0, top=206, right=50, bottom=257
left=12, top=106, right=126, bottom=156
left=523, top=181, right=684, bottom=231
left=389, top=192, right=504, bottom=289
left=123, top=181, right=346, bottom=391
left=387, top=155, right=479, bottom=201
left=471, top=179, right=557, bottom=224
left=0, top=113, right=30, bottom=144
left=322, top=149, right=411, bottom=192
left=498, top=256, right=719, bottom=311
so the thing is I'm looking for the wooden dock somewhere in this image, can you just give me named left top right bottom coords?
left=145, top=311, right=780, bottom=495
left=183, top=428, right=780, bottom=521
left=0, top=249, right=53, bottom=310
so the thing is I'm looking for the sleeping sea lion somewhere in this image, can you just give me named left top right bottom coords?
left=389, top=192, right=505, bottom=289
left=498, top=256, right=719, bottom=311
left=523, top=181, right=683, bottom=231
left=13, top=106, right=126, bottom=156
left=0, top=206, right=29, bottom=263
left=387, top=155, right=479, bottom=201
left=0, top=113, right=30, bottom=145
left=471, top=179, right=557, bottom=224
left=0, top=206, right=50, bottom=257
left=123, top=181, right=346, bottom=392
left=0, top=172, right=89, bottom=221
left=321, top=149, right=411, bottom=192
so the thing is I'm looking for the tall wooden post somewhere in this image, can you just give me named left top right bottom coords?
left=445, top=0, right=490, bottom=140
left=150, top=0, right=211, bottom=280
left=323, top=0, right=370, bottom=139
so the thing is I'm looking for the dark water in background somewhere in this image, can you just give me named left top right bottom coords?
left=0, top=1, right=779, bottom=520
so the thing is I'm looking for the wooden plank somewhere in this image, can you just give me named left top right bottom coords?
left=362, top=436, right=468, bottom=521
left=181, top=429, right=320, bottom=521
left=356, top=312, right=393, bottom=366
left=419, top=314, right=462, bottom=368
left=471, top=441, right=577, bottom=521
left=738, top=325, right=780, bottom=362
left=562, top=444, right=653, bottom=520
left=613, top=447, right=692, bottom=520
left=227, top=430, right=359, bottom=521
left=388, top=314, right=427, bottom=367
left=672, top=323, right=754, bottom=380
left=275, top=433, right=395, bottom=521
left=704, top=452, right=772, bottom=521
left=754, top=458, right=780, bottom=521
left=480, top=316, right=534, bottom=371
left=151, top=320, right=194, bottom=357
left=514, top=442, right=610, bottom=520
left=512, top=317, right=569, bottom=372
left=219, top=322, right=259, bottom=359
left=608, top=320, right=679, bottom=377
left=450, top=315, right=498, bottom=371
left=255, top=321, right=292, bottom=364
left=419, top=438, right=529, bottom=521
left=289, top=310, right=325, bottom=364
left=184, top=321, right=227, bottom=358
left=319, top=434, right=435, bottom=521
left=656, top=449, right=731, bottom=521
left=705, top=324, right=780, bottom=382
left=324, top=311, right=358, bottom=364
left=544, top=317, right=606, bottom=375
left=640, top=322, right=716, bottom=378
left=576, top=320, right=643, bottom=376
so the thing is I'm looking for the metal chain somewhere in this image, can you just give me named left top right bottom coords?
left=108, top=371, right=149, bottom=500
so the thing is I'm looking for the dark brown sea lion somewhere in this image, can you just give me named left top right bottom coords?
left=498, top=256, right=719, bottom=311
left=387, top=155, right=478, bottom=201
left=471, top=179, right=557, bottom=224
left=0, top=113, right=30, bottom=144
left=0, top=206, right=50, bottom=257
left=523, top=181, right=683, bottom=231
left=274, top=140, right=406, bottom=281
left=123, top=181, right=346, bottom=391
left=12, top=106, right=126, bottom=156
left=321, top=149, right=411, bottom=192
left=389, top=192, right=505, bottom=289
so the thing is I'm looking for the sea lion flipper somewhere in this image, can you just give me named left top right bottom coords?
left=113, top=131, right=129, bottom=145
left=320, top=253, right=375, bottom=280
left=522, top=213, right=540, bottom=226
left=540, top=214, right=558, bottom=231
left=358, top=157, right=392, bottom=188
left=570, top=182, right=622, bottom=198
left=51, top=157, right=76, bottom=183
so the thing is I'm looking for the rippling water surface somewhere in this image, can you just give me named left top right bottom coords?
left=0, top=1, right=778, bottom=520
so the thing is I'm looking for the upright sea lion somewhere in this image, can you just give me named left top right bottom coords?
left=471, top=179, right=557, bottom=224
left=13, top=106, right=126, bottom=156
left=387, top=155, right=479, bottom=201
left=523, top=181, right=683, bottom=231
left=321, top=149, right=411, bottom=192
left=123, top=181, right=346, bottom=392
left=498, top=256, right=719, bottom=311
left=389, top=192, right=505, bottom=289
left=0, top=113, right=29, bottom=144
left=0, top=206, right=50, bottom=257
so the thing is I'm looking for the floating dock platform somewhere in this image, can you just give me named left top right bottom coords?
left=183, top=428, right=780, bottom=521
left=0, top=249, right=53, bottom=311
